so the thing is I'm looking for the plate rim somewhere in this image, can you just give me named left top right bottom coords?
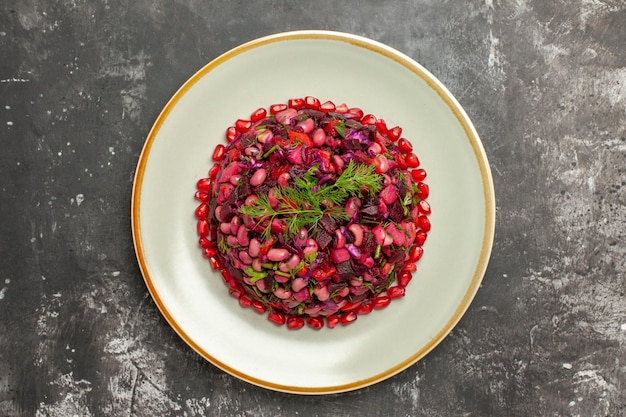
left=131, top=29, right=496, bottom=394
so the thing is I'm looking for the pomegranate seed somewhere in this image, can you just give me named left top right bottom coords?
left=225, top=126, right=237, bottom=142
left=307, top=317, right=324, bottom=330
left=415, top=230, right=428, bottom=246
left=196, top=178, right=212, bottom=191
left=348, top=107, right=364, bottom=119
left=320, top=100, right=336, bottom=113
left=409, top=246, right=424, bottom=262
left=361, top=114, right=376, bottom=125
left=417, top=215, right=431, bottom=232
left=304, top=96, right=321, bottom=110
left=208, top=164, right=220, bottom=179
left=398, top=271, right=412, bottom=288
left=269, top=103, right=288, bottom=114
left=357, top=302, right=373, bottom=315
left=417, top=200, right=430, bottom=215
left=416, top=182, right=429, bottom=199
left=342, top=300, right=362, bottom=312
left=268, top=311, right=286, bottom=325
left=403, top=262, right=417, bottom=272
left=411, top=168, right=427, bottom=182
left=221, top=269, right=232, bottom=284
left=405, top=152, right=420, bottom=168
left=212, top=144, right=226, bottom=161
left=286, top=316, right=305, bottom=330
left=209, top=256, right=222, bottom=270
left=326, top=315, right=340, bottom=329
left=251, top=299, right=266, bottom=314
left=195, top=203, right=208, bottom=219
left=397, top=138, right=413, bottom=154
left=335, top=103, right=349, bottom=113
left=235, top=119, right=252, bottom=133
left=373, top=295, right=391, bottom=309
left=375, top=118, right=388, bottom=135
left=250, top=107, right=267, bottom=123
left=288, top=98, right=305, bottom=109
left=198, top=237, right=211, bottom=248
left=239, top=296, right=253, bottom=308
left=194, top=190, right=209, bottom=202
left=202, top=247, right=217, bottom=258
left=395, top=153, right=408, bottom=170
left=340, top=311, right=357, bottom=325
left=387, top=286, right=405, bottom=299
left=387, top=126, right=402, bottom=141
left=196, top=219, right=209, bottom=237
left=228, top=284, right=244, bottom=299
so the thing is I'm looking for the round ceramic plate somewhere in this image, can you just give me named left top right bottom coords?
left=132, top=30, right=495, bottom=394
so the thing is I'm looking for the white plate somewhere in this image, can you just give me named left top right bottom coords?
left=132, top=30, right=495, bottom=394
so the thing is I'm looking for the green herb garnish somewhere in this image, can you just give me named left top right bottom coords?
left=240, top=160, right=382, bottom=238
left=334, top=119, right=346, bottom=137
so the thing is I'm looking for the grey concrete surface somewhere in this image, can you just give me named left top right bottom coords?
left=1, top=1, right=624, bottom=416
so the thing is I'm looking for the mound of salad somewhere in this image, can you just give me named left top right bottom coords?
left=195, top=97, right=431, bottom=330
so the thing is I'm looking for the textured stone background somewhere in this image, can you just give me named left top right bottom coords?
left=1, top=1, right=625, bottom=416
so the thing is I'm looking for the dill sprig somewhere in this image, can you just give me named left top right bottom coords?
left=240, top=160, right=382, bottom=238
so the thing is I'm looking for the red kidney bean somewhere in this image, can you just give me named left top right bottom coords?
left=273, top=287, right=292, bottom=300
left=312, top=128, right=325, bottom=147
left=244, top=195, right=258, bottom=206
left=291, top=277, right=308, bottom=293
left=303, top=239, right=318, bottom=256
left=248, top=238, right=260, bottom=258
left=296, top=117, right=314, bottom=133
left=294, top=228, right=308, bottom=248
left=276, top=108, right=297, bottom=124
left=237, top=226, right=250, bottom=246
left=347, top=224, right=363, bottom=246
left=333, top=154, right=344, bottom=171
left=220, top=222, right=232, bottom=235
left=239, top=250, right=253, bottom=265
left=250, top=168, right=267, bottom=186
left=214, top=206, right=222, bottom=222
left=367, top=142, right=382, bottom=156
left=277, top=172, right=290, bottom=187
left=344, top=197, right=361, bottom=218
left=287, top=254, right=301, bottom=270
left=333, top=229, right=345, bottom=249
left=267, top=248, right=290, bottom=262
left=313, top=284, right=330, bottom=301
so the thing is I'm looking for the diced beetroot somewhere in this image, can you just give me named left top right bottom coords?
left=386, top=223, right=406, bottom=246
left=388, top=199, right=404, bottom=223
left=331, top=248, right=351, bottom=264
left=335, top=261, right=354, bottom=279
left=318, top=215, right=337, bottom=235
left=316, top=229, right=333, bottom=251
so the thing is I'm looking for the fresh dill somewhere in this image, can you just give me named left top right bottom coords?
left=240, top=160, right=382, bottom=238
